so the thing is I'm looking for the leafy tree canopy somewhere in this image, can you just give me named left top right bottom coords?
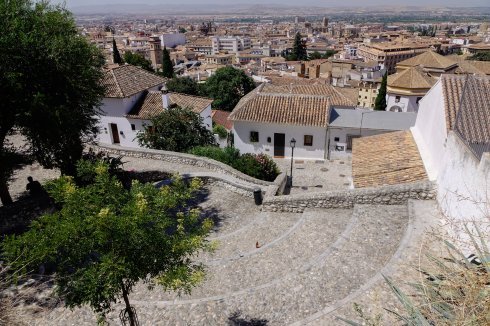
left=200, top=66, right=256, bottom=111
left=2, top=161, right=213, bottom=324
left=123, top=51, right=154, bottom=72
left=467, top=52, right=490, bottom=61
left=0, top=0, right=105, bottom=205
left=137, top=106, right=216, bottom=152
left=166, top=77, right=200, bottom=96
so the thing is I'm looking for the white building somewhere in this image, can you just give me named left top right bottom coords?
left=230, top=84, right=415, bottom=160
left=353, top=74, right=490, bottom=234
left=160, top=33, right=186, bottom=48
left=98, top=64, right=212, bottom=148
left=386, top=66, right=435, bottom=112
left=411, top=74, right=490, bottom=223
left=211, top=36, right=251, bottom=55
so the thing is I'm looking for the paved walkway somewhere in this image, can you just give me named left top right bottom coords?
left=274, top=157, right=353, bottom=195
left=20, top=184, right=438, bottom=326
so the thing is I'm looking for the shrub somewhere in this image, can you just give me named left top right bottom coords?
left=213, top=125, right=228, bottom=139
left=189, top=146, right=279, bottom=181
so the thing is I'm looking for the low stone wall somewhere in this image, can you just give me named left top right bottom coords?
left=262, top=181, right=436, bottom=213
left=90, top=144, right=277, bottom=187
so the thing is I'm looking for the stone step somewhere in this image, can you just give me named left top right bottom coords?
left=130, top=205, right=408, bottom=326
left=131, top=208, right=354, bottom=301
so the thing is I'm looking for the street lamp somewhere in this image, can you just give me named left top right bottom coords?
left=289, top=138, right=296, bottom=187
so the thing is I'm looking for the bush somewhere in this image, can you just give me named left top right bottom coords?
left=189, top=146, right=279, bottom=181
left=213, top=125, right=228, bottom=139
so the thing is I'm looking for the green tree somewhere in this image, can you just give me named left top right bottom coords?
left=137, top=106, right=216, bottom=152
left=166, top=77, right=200, bottom=95
left=0, top=0, right=105, bottom=205
left=112, top=38, right=123, bottom=64
left=123, top=51, right=153, bottom=71
left=308, top=51, right=323, bottom=60
left=178, top=27, right=187, bottom=34
left=160, top=46, right=174, bottom=78
left=322, top=49, right=337, bottom=59
left=467, top=52, right=490, bottom=61
left=290, top=32, right=308, bottom=61
left=2, top=161, right=213, bottom=325
left=200, top=66, right=256, bottom=111
left=374, top=72, right=388, bottom=111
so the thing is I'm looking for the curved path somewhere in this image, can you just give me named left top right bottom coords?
left=26, top=184, right=436, bottom=326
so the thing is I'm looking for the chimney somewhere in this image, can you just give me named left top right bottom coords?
left=162, top=89, right=170, bottom=109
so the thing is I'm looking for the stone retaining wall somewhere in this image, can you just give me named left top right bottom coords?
left=90, top=144, right=277, bottom=187
left=262, top=181, right=436, bottom=213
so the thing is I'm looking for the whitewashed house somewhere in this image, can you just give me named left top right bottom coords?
left=411, top=74, right=490, bottom=223
left=230, top=84, right=417, bottom=160
left=98, top=64, right=212, bottom=148
left=352, top=74, right=490, bottom=228
left=386, top=66, right=435, bottom=113
left=229, top=84, right=355, bottom=160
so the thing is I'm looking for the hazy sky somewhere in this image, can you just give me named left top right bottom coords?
left=53, top=0, right=490, bottom=7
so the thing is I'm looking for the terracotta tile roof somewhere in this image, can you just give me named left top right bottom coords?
left=126, top=91, right=212, bottom=120
left=397, top=51, right=457, bottom=70
left=352, top=131, right=427, bottom=188
left=260, top=84, right=355, bottom=106
left=451, top=75, right=490, bottom=146
left=388, top=66, right=436, bottom=89
left=103, top=64, right=166, bottom=98
left=440, top=74, right=466, bottom=131
left=211, top=110, right=233, bottom=130
left=229, top=83, right=355, bottom=127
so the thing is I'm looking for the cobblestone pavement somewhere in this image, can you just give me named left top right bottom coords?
left=20, top=183, right=437, bottom=326
left=274, top=157, right=353, bottom=195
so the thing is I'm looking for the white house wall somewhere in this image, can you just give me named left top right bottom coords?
left=386, top=93, right=420, bottom=112
left=328, top=127, right=391, bottom=153
left=233, top=121, right=327, bottom=160
left=411, top=81, right=447, bottom=180
left=436, top=132, right=490, bottom=236
left=199, top=105, right=213, bottom=131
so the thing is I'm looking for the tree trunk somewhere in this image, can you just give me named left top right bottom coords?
left=121, top=283, right=136, bottom=326
left=0, top=180, right=13, bottom=206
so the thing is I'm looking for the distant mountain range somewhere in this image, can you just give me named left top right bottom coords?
left=69, top=3, right=490, bottom=16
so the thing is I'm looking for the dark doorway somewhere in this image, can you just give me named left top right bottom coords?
left=346, top=135, right=360, bottom=150
left=274, top=133, right=285, bottom=157
left=110, top=123, right=120, bottom=144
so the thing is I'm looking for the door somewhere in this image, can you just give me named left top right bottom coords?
left=274, top=133, right=285, bottom=157
left=110, top=123, right=120, bottom=144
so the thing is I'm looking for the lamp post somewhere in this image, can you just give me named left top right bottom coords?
left=289, top=138, right=296, bottom=187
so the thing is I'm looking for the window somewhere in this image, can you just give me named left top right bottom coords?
left=250, top=131, right=259, bottom=143
left=267, top=137, right=271, bottom=143
left=304, top=135, right=313, bottom=146
left=395, top=96, right=401, bottom=103
left=334, top=137, right=340, bottom=142
left=131, top=124, right=136, bottom=131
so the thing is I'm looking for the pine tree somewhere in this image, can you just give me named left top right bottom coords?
left=161, top=46, right=174, bottom=78
left=112, top=38, right=123, bottom=64
left=374, top=72, right=387, bottom=111
left=290, top=32, right=308, bottom=61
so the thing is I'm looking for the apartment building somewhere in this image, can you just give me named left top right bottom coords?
left=211, top=36, right=251, bottom=54
left=204, top=54, right=234, bottom=65
left=357, top=81, right=380, bottom=108
left=357, top=42, right=439, bottom=73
